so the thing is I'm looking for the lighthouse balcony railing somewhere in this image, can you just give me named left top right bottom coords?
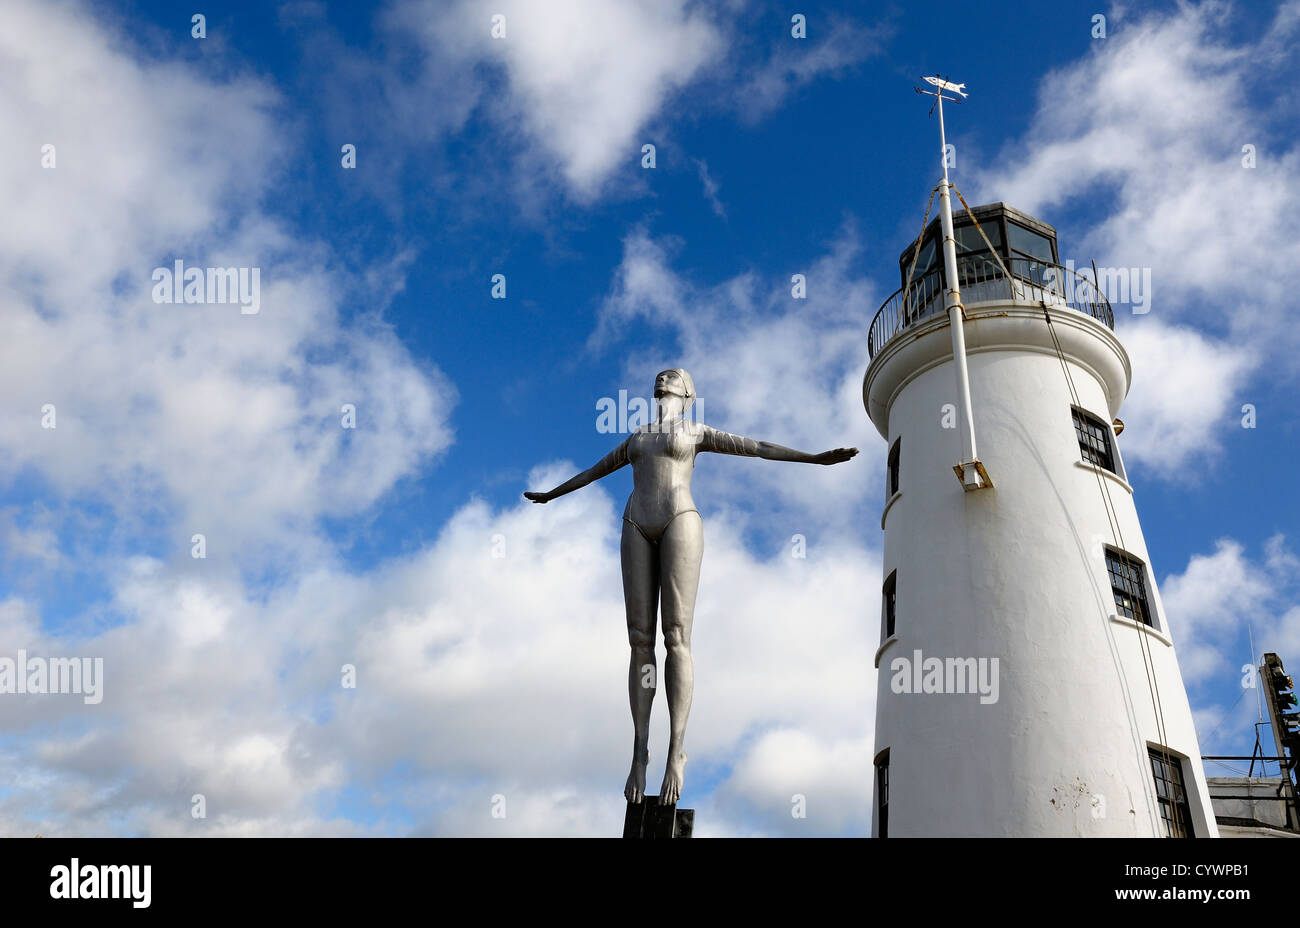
left=868, top=256, right=1115, bottom=359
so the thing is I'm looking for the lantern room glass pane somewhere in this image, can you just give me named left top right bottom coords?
left=954, top=222, right=1000, bottom=254
left=918, top=238, right=936, bottom=272
left=1008, top=222, right=1053, bottom=262
left=902, top=238, right=937, bottom=284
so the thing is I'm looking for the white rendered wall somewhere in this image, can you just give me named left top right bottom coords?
left=864, top=303, right=1217, bottom=837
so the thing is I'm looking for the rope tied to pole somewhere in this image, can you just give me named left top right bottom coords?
left=900, top=185, right=941, bottom=328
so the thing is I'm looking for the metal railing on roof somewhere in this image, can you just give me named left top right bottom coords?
left=867, top=255, right=1114, bottom=359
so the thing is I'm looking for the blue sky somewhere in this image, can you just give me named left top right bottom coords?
left=0, top=0, right=1298, bottom=836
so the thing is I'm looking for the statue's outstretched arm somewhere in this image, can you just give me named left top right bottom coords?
left=701, top=425, right=858, bottom=466
left=524, top=438, right=631, bottom=504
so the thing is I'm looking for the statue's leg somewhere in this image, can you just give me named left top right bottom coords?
left=658, top=509, right=703, bottom=804
left=621, top=519, right=659, bottom=803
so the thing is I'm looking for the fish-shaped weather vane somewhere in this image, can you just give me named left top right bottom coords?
left=921, top=75, right=967, bottom=98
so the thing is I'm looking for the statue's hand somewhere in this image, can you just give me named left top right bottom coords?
left=814, top=447, right=859, bottom=465
left=523, top=491, right=551, bottom=504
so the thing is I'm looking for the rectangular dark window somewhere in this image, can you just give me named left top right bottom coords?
left=1008, top=222, right=1054, bottom=262
left=954, top=222, right=1000, bottom=255
left=915, top=238, right=936, bottom=275
left=883, top=571, right=897, bottom=640
left=876, top=752, right=889, bottom=839
left=1073, top=407, right=1117, bottom=474
left=1149, top=748, right=1194, bottom=837
left=1106, top=548, right=1152, bottom=627
left=887, top=438, right=901, bottom=499
left=900, top=237, right=937, bottom=281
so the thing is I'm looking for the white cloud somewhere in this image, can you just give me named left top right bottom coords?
left=704, top=728, right=873, bottom=836
left=0, top=507, right=61, bottom=568
left=1116, top=319, right=1254, bottom=477
left=306, top=465, right=878, bottom=837
left=1161, top=538, right=1274, bottom=682
left=693, top=158, right=726, bottom=219
left=0, top=0, right=455, bottom=565
left=0, top=464, right=878, bottom=837
left=0, top=3, right=883, bottom=838
left=310, top=1, right=890, bottom=205
left=596, top=225, right=885, bottom=525
left=1161, top=534, right=1299, bottom=691
left=0, top=0, right=452, bottom=836
left=440, top=0, right=723, bottom=200
left=732, top=15, right=889, bottom=123
left=973, top=2, right=1300, bottom=471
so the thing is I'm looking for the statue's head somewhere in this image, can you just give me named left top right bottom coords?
left=654, top=368, right=695, bottom=414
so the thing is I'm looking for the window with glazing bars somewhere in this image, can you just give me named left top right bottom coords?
left=1073, top=407, right=1116, bottom=473
left=1106, top=548, right=1152, bottom=626
left=1149, top=747, right=1194, bottom=837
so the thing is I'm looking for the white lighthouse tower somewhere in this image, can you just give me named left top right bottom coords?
left=865, top=78, right=1217, bottom=837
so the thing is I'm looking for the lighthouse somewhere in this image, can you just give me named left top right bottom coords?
left=865, top=78, right=1217, bottom=837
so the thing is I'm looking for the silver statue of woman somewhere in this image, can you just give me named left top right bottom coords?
left=525, top=369, right=857, bottom=804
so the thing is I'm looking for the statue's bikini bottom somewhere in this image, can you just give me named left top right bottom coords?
left=622, top=509, right=700, bottom=545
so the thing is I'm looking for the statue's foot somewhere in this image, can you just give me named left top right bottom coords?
left=624, top=749, right=649, bottom=803
left=659, top=750, right=687, bottom=804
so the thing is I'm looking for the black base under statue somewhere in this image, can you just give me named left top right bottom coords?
left=623, top=796, right=694, bottom=838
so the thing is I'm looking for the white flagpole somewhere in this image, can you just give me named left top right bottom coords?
left=923, top=77, right=990, bottom=491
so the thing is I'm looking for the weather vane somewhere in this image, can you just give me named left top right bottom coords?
left=918, top=75, right=967, bottom=99
left=914, top=75, right=967, bottom=169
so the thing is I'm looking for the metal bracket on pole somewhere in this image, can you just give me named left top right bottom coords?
left=917, top=75, right=992, bottom=492
left=953, top=460, right=993, bottom=491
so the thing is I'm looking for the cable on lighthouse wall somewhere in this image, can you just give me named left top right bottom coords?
left=948, top=181, right=1186, bottom=835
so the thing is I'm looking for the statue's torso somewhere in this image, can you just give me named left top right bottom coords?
left=622, top=425, right=700, bottom=536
